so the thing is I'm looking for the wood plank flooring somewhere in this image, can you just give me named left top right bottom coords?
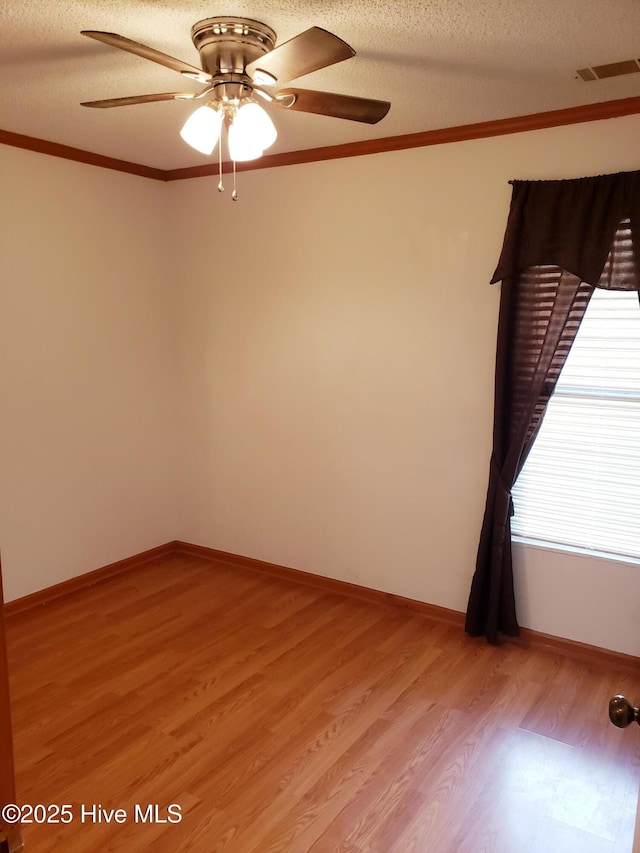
left=5, top=554, right=640, bottom=852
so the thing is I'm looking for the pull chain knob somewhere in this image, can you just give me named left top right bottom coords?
left=609, top=695, right=640, bottom=728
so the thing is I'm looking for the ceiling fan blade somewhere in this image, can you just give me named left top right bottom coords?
left=81, top=93, right=195, bottom=108
left=276, top=88, right=391, bottom=124
left=246, top=27, right=355, bottom=85
left=81, top=31, right=207, bottom=79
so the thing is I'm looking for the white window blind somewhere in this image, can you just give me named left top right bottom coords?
left=512, top=286, right=640, bottom=561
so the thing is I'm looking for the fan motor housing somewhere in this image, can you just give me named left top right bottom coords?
left=191, top=17, right=277, bottom=75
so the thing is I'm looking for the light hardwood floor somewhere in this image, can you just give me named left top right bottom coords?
left=5, top=554, right=640, bottom=852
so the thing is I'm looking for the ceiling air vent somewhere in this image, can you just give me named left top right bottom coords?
left=577, top=59, right=640, bottom=81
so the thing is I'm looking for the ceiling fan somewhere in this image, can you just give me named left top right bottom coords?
left=81, top=17, right=391, bottom=172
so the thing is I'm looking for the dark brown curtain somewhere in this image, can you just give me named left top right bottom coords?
left=466, top=170, right=640, bottom=644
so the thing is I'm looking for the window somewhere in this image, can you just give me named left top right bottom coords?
left=512, top=286, right=640, bottom=561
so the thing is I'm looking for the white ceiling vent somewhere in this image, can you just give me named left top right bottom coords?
left=577, top=59, right=640, bottom=81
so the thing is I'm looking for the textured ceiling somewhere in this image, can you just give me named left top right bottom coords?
left=1, top=1, right=639, bottom=171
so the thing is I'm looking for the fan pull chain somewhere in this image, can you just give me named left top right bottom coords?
left=217, top=133, right=224, bottom=193
left=232, top=160, right=238, bottom=201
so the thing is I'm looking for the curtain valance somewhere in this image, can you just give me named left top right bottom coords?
left=491, top=170, right=640, bottom=287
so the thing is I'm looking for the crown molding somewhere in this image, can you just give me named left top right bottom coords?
left=2, top=95, right=640, bottom=182
left=0, top=129, right=166, bottom=181
left=165, top=95, right=640, bottom=181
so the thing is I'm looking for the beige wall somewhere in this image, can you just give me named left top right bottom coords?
left=0, top=146, right=185, bottom=601
left=1, top=114, right=639, bottom=654
left=169, top=114, right=640, bottom=655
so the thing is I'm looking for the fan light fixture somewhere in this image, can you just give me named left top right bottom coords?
left=80, top=17, right=392, bottom=202
left=180, top=99, right=276, bottom=160
left=179, top=105, right=224, bottom=155
left=180, top=98, right=277, bottom=198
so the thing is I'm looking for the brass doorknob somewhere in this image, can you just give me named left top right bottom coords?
left=609, top=695, right=640, bottom=728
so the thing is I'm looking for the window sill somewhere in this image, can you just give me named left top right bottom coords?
left=512, top=536, right=640, bottom=568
